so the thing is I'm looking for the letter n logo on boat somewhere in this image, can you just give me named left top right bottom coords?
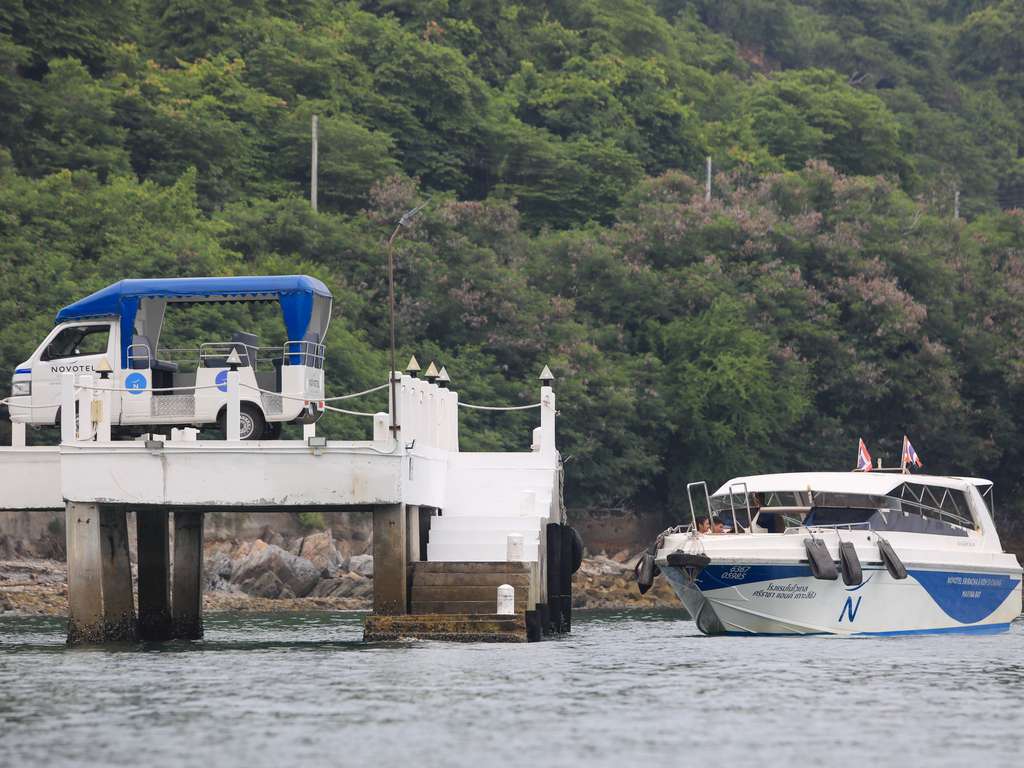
left=839, top=596, right=862, bottom=623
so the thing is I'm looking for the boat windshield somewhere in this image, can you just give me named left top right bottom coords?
left=710, top=485, right=977, bottom=536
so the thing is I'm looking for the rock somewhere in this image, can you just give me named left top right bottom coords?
left=231, top=543, right=320, bottom=598
left=293, top=530, right=345, bottom=577
left=312, top=572, right=372, bottom=599
left=611, top=548, right=632, bottom=563
left=245, top=571, right=284, bottom=598
left=581, top=555, right=625, bottom=577
left=257, top=526, right=285, bottom=548
left=204, top=551, right=233, bottom=592
left=348, top=554, right=373, bottom=577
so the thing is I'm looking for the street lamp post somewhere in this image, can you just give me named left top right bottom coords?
left=386, top=200, right=430, bottom=437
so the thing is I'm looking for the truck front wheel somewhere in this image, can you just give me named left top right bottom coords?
left=218, top=402, right=265, bottom=441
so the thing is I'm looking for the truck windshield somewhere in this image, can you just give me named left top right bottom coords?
left=42, top=325, right=110, bottom=361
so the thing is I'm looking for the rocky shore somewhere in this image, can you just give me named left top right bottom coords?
left=0, top=529, right=678, bottom=617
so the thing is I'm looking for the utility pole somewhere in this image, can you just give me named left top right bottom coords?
left=311, top=115, right=319, bottom=212
left=953, top=189, right=960, bottom=220
left=705, top=156, right=712, bottom=203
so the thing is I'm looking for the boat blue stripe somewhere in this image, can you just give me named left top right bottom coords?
left=14, top=368, right=30, bottom=374
left=854, top=622, right=1012, bottom=637
left=721, top=623, right=1011, bottom=637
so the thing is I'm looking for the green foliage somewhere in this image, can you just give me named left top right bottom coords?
left=4, top=0, right=1024, bottom=534
left=297, top=511, right=326, bottom=530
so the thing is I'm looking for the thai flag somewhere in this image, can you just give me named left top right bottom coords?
left=902, top=435, right=923, bottom=469
left=856, top=438, right=872, bottom=472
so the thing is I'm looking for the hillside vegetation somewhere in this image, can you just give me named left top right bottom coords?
left=2, top=1, right=1024, bottom=527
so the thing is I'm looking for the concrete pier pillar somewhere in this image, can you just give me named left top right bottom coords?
left=137, top=509, right=173, bottom=640
left=66, top=502, right=104, bottom=644
left=406, top=505, right=420, bottom=564
left=66, top=502, right=136, bottom=644
left=546, top=522, right=562, bottom=634
left=560, top=524, right=572, bottom=633
left=99, top=507, right=136, bottom=640
left=373, top=503, right=408, bottom=615
left=171, top=510, right=204, bottom=640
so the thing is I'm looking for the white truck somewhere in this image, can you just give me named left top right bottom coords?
left=6, top=275, right=332, bottom=439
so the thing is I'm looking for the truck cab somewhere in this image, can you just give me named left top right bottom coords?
left=7, top=275, right=333, bottom=440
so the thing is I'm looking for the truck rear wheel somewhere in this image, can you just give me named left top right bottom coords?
left=218, top=402, right=265, bottom=441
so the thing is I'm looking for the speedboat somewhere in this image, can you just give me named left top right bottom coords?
left=644, top=472, right=1022, bottom=636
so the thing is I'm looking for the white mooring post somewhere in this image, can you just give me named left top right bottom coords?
left=497, top=584, right=515, bottom=615
left=226, top=351, right=241, bottom=441
left=303, top=422, right=316, bottom=440
left=60, top=373, right=76, bottom=443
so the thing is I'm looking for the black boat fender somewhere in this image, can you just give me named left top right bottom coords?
left=804, top=538, right=838, bottom=580
left=569, top=526, right=584, bottom=574
left=838, top=540, right=862, bottom=586
left=877, top=538, right=908, bottom=580
left=635, top=551, right=656, bottom=594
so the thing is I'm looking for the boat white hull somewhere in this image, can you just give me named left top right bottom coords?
left=661, top=561, right=1022, bottom=636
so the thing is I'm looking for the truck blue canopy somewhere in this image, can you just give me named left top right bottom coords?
left=55, top=276, right=333, bottom=367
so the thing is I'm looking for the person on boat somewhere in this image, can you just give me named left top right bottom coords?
left=696, top=517, right=712, bottom=534
left=712, top=516, right=731, bottom=534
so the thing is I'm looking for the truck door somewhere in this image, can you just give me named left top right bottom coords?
left=33, top=323, right=115, bottom=422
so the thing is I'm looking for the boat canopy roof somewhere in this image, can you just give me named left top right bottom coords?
left=55, top=276, right=333, bottom=368
left=712, top=472, right=991, bottom=499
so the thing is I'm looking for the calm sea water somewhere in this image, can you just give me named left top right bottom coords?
left=1, top=610, right=1022, bottom=767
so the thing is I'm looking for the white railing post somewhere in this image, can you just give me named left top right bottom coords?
left=226, top=367, right=241, bottom=441
left=96, top=375, right=112, bottom=442
left=400, top=374, right=414, bottom=445
left=60, top=373, right=76, bottom=443
left=388, top=370, right=402, bottom=445
left=373, top=412, right=389, bottom=448
left=540, top=386, right=555, bottom=455
left=448, top=388, right=459, bottom=452
left=11, top=421, right=25, bottom=448
left=76, top=374, right=94, bottom=441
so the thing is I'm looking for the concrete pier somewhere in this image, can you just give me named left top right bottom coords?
left=172, top=510, right=204, bottom=640
left=99, top=506, right=136, bottom=640
left=66, top=502, right=104, bottom=644
left=46, top=368, right=566, bottom=644
left=137, top=510, right=173, bottom=641
left=65, top=502, right=136, bottom=643
left=373, top=503, right=408, bottom=614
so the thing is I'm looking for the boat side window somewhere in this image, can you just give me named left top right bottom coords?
left=892, top=483, right=975, bottom=530
left=41, top=325, right=110, bottom=361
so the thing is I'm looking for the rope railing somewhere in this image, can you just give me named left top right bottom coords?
left=322, top=383, right=389, bottom=401
left=0, top=398, right=65, bottom=410
left=76, top=383, right=224, bottom=394
left=239, top=383, right=377, bottom=416
left=323, top=405, right=377, bottom=417
left=457, top=401, right=541, bottom=411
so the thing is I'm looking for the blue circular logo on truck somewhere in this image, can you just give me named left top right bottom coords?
left=216, top=370, right=228, bottom=393
left=125, top=373, right=147, bottom=395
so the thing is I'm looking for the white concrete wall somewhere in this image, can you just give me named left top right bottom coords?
left=426, top=451, right=560, bottom=563
left=61, top=441, right=403, bottom=507
left=0, top=448, right=63, bottom=509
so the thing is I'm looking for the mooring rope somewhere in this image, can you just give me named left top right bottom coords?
left=457, top=401, right=541, bottom=411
